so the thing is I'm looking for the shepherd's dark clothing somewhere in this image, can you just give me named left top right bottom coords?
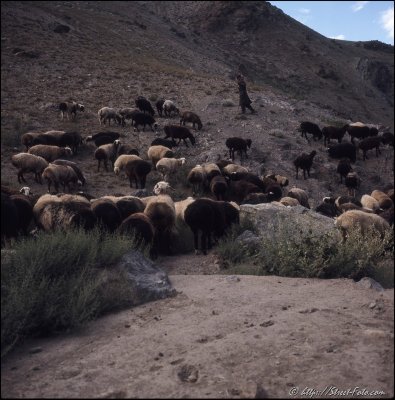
left=237, top=78, right=255, bottom=114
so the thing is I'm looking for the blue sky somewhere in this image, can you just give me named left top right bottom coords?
left=268, top=1, right=394, bottom=45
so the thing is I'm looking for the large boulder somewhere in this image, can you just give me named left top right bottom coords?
left=240, top=203, right=341, bottom=242
left=118, top=250, right=176, bottom=303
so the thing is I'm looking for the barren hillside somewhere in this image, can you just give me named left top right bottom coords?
left=1, top=1, right=394, bottom=207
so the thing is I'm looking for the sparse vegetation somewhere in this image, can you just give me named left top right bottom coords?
left=217, top=222, right=394, bottom=287
left=1, top=227, right=149, bottom=358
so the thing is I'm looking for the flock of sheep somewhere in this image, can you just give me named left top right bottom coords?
left=1, top=97, right=394, bottom=256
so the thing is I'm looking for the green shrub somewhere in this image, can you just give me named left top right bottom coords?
left=217, top=222, right=394, bottom=287
left=1, top=228, right=145, bottom=357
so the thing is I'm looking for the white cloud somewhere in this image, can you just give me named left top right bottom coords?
left=298, top=8, right=311, bottom=14
left=330, top=34, right=346, bottom=40
left=351, top=1, right=369, bottom=12
left=380, top=7, right=394, bottom=41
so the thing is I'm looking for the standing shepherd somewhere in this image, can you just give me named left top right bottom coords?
left=236, top=74, right=256, bottom=114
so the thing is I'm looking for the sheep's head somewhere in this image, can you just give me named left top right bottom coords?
left=19, top=186, right=32, bottom=195
left=179, top=158, right=186, bottom=166
left=64, top=147, right=73, bottom=156
left=153, top=181, right=175, bottom=195
left=78, top=104, right=85, bottom=112
left=114, top=139, right=121, bottom=147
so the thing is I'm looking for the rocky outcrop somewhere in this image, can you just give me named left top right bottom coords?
left=240, top=203, right=341, bottom=242
left=108, top=250, right=176, bottom=306
left=357, top=57, right=392, bottom=93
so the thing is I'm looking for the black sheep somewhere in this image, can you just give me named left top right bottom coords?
left=336, top=158, right=353, bottom=183
left=380, top=131, right=394, bottom=147
left=345, top=172, right=361, bottom=197
left=315, top=197, right=339, bottom=218
left=151, top=138, right=178, bottom=149
left=180, top=111, right=203, bottom=130
left=210, top=175, right=228, bottom=201
left=293, top=150, right=317, bottom=179
left=327, top=142, right=357, bottom=163
left=86, top=131, right=120, bottom=146
left=358, top=136, right=382, bottom=160
left=346, top=125, right=378, bottom=144
left=241, top=192, right=275, bottom=205
left=135, top=97, right=155, bottom=116
left=91, top=199, right=122, bottom=232
left=155, top=99, right=165, bottom=117
left=184, top=198, right=239, bottom=255
left=117, top=144, right=140, bottom=157
left=118, top=212, right=155, bottom=248
left=124, top=159, right=152, bottom=189
left=131, top=112, right=158, bottom=132
left=227, top=180, right=263, bottom=204
left=322, top=125, right=348, bottom=146
left=228, top=171, right=266, bottom=190
left=298, top=122, right=322, bottom=141
left=163, top=125, right=196, bottom=147
left=116, top=198, right=145, bottom=220
left=225, top=137, right=252, bottom=161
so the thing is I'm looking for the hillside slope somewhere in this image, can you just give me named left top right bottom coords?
left=1, top=1, right=394, bottom=206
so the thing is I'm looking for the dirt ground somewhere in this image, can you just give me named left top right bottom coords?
left=1, top=258, right=394, bottom=399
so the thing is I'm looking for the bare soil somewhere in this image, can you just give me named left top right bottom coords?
left=1, top=268, right=393, bottom=399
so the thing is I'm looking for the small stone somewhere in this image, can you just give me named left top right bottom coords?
left=369, top=302, right=377, bottom=309
left=260, top=320, right=274, bottom=327
left=29, top=347, right=43, bottom=354
left=226, top=275, right=240, bottom=282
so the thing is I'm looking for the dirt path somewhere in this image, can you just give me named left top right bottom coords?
left=1, top=274, right=393, bottom=399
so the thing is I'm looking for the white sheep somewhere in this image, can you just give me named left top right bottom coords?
left=33, top=193, right=95, bottom=232
left=59, top=101, right=85, bottom=120
left=42, top=163, right=80, bottom=193
left=279, top=196, right=300, bottom=207
left=187, top=164, right=206, bottom=195
left=153, top=181, right=175, bottom=195
left=335, top=209, right=390, bottom=239
left=98, top=107, right=124, bottom=126
left=222, top=163, right=249, bottom=175
left=175, top=197, right=195, bottom=226
left=162, top=100, right=179, bottom=117
left=371, top=190, right=393, bottom=210
left=94, top=140, right=121, bottom=172
left=156, top=157, right=186, bottom=182
left=28, top=144, right=73, bottom=162
left=287, top=187, right=310, bottom=209
left=360, top=194, right=381, bottom=212
left=147, top=145, right=174, bottom=169
left=11, top=153, right=48, bottom=184
left=114, top=154, right=142, bottom=175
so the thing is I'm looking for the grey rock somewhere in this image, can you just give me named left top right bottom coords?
left=226, top=275, right=241, bottom=282
left=240, top=203, right=340, bottom=243
left=356, top=277, right=384, bottom=292
left=115, top=250, right=176, bottom=305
